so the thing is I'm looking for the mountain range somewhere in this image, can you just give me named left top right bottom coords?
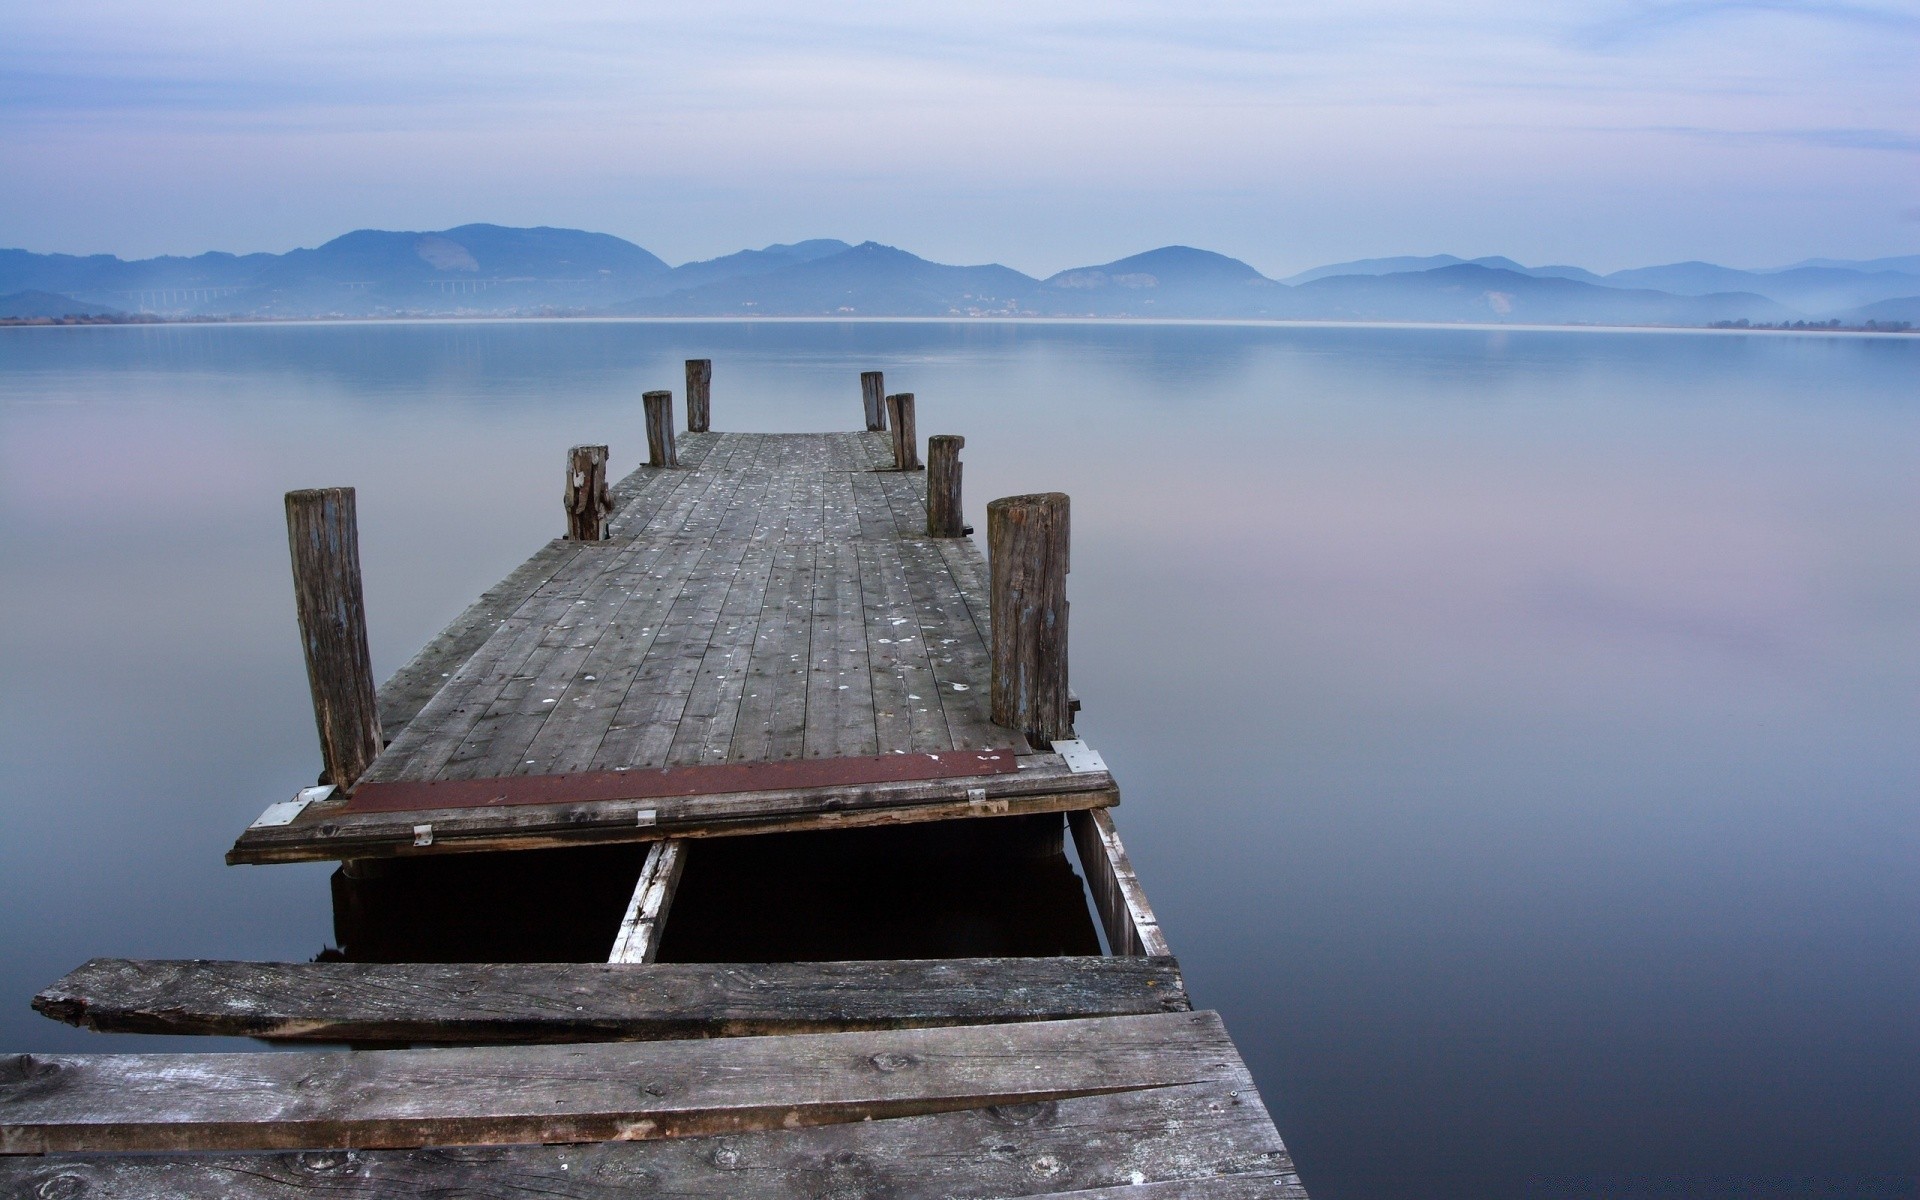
left=3, top=225, right=1915, bottom=328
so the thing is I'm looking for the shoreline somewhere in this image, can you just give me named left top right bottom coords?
left=2, top=313, right=1914, bottom=337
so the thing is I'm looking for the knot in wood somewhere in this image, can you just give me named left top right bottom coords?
left=295, top=1150, right=360, bottom=1175
left=0, top=1053, right=61, bottom=1086
left=34, top=1174, right=86, bottom=1200
left=986, top=1100, right=1058, bottom=1128
left=866, top=1051, right=918, bottom=1073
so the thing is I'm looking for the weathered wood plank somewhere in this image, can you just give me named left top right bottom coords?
left=898, top=539, right=1021, bottom=752
left=803, top=540, right=877, bottom=758
left=727, top=542, right=816, bottom=763
left=355, top=542, right=628, bottom=785
left=375, top=539, right=586, bottom=741
left=585, top=538, right=743, bottom=770
left=0, top=1079, right=1302, bottom=1197
left=1071, top=808, right=1171, bottom=958
left=856, top=539, right=952, bottom=753
left=34, top=956, right=1190, bottom=1043
left=0, top=1011, right=1241, bottom=1154
left=607, top=840, right=685, bottom=964
left=663, top=541, right=777, bottom=765
left=229, top=760, right=1116, bottom=863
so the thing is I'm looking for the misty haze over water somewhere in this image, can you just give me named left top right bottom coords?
left=1, top=320, right=1915, bottom=1198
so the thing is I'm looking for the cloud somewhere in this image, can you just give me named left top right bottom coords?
left=1574, top=0, right=1920, bottom=49
left=1627, top=124, right=1920, bottom=154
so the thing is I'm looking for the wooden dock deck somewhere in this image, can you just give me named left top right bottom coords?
left=231, top=430, right=1112, bottom=865
left=6, top=375, right=1307, bottom=1197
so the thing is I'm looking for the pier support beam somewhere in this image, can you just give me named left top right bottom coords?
left=564, top=445, right=612, bottom=541
left=609, top=840, right=685, bottom=964
left=643, top=391, right=678, bottom=467
left=927, top=434, right=966, bottom=537
left=861, top=371, right=886, bottom=431
left=886, top=393, right=920, bottom=470
left=987, top=492, right=1071, bottom=749
left=685, top=360, right=712, bottom=433
left=284, top=488, right=384, bottom=791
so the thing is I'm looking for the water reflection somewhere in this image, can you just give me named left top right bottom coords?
left=2, top=320, right=1915, bottom=1198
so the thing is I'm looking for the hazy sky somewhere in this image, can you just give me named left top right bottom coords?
left=3, top=0, right=1916, bottom=274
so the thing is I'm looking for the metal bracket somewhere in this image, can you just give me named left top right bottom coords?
left=412, top=824, right=434, bottom=847
left=1052, top=739, right=1108, bottom=774
left=249, top=785, right=336, bottom=829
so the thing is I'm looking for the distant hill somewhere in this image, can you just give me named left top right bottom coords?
left=1839, top=295, right=1920, bottom=325
left=659, top=240, right=854, bottom=294
left=1043, top=247, right=1285, bottom=316
left=2, top=226, right=1912, bottom=327
left=617, top=242, right=1038, bottom=317
left=1284, top=265, right=1792, bottom=326
left=1594, top=262, right=1920, bottom=312
left=1768, top=255, right=1920, bottom=275
left=0, top=290, right=126, bottom=319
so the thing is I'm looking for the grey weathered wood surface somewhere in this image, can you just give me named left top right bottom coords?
left=0, top=1011, right=1248, bottom=1155
left=860, top=369, right=886, bottom=430
left=927, top=433, right=965, bottom=537
left=229, top=758, right=1114, bottom=863
left=233, top=431, right=1129, bottom=863
left=0, top=1078, right=1304, bottom=1197
left=685, top=359, right=712, bottom=432
left=284, top=488, right=384, bottom=790
left=607, top=840, right=685, bottom=964
left=563, top=444, right=612, bottom=541
left=34, top=956, right=1190, bottom=1043
left=1071, top=808, right=1172, bottom=958
left=643, top=390, right=677, bottom=467
left=374, top=540, right=588, bottom=741
left=989, top=491, right=1073, bottom=749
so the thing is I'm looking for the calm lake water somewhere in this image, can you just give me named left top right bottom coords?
left=2, top=320, right=1916, bottom=1198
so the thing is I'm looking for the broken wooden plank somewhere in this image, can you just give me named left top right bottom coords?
left=0, top=1010, right=1241, bottom=1154
left=0, top=1078, right=1302, bottom=1197
left=607, top=840, right=685, bottom=964
left=229, top=755, right=1114, bottom=863
left=34, top=956, right=1190, bottom=1043
left=1071, top=808, right=1171, bottom=958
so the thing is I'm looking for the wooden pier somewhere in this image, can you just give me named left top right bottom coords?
left=6, top=370, right=1307, bottom=1197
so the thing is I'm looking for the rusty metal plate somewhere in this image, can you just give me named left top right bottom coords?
left=341, top=750, right=1020, bottom=815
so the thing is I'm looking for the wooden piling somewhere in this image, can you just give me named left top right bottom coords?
left=284, top=488, right=384, bottom=790
left=886, top=393, right=921, bottom=471
left=564, top=445, right=612, bottom=541
left=685, top=360, right=712, bottom=433
left=987, top=492, right=1071, bottom=749
left=861, top=371, right=887, bottom=431
left=643, top=391, right=678, bottom=467
left=927, top=434, right=966, bottom=537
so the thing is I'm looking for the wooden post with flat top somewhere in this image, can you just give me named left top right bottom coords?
left=284, top=487, right=384, bottom=790
left=643, top=391, right=677, bottom=467
left=988, top=492, right=1071, bottom=749
left=861, top=371, right=886, bottom=431
left=927, top=434, right=966, bottom=537
left=564, top=445, right=612, bottom=541
left=685, top=360, right=712, bottom=432
left=886, top=393, right=920, bottom=470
